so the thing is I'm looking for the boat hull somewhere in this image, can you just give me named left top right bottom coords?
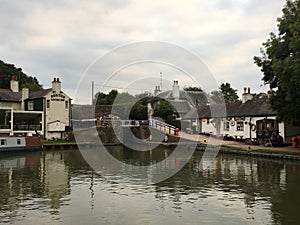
left=0, top=136, right=41, bottom=152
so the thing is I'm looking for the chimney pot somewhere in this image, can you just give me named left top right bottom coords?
left=172, top=80, right=180, bottom=100
left=11, top=75, right=18, bottom=81
left=10, top=76, right=19, bottom=92
left=248, top=87, right=250, bottom=94
left=52, top=77, right=62, bottom=92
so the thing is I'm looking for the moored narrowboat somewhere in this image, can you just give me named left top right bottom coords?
left=0, top=136, right=41, bottom=152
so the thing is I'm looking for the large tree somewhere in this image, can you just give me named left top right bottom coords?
left=254, top=0, right=300, bottom=124
left=0, top=60, right=42, bottom=90
left=210, top=82, right=239, bottom=103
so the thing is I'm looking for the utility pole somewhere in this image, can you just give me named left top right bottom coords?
left=160, top=72, right=162, bottom=91
left=91, top=81, right=94, bottom=104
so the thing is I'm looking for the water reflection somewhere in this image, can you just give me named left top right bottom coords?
left=0, top=147, right=299, bottom=225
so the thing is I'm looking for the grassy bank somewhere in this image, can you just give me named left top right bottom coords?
left=41, top=139, right=77, bottom=145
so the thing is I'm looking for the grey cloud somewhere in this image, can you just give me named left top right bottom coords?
left=0, top=0, right=285, bottom=103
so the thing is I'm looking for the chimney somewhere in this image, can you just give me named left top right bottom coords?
left=172, top=80, right=180, bottom=100
left=21, top=88, right=29, bottom=110
left=52, top=77, right=61, bottom=93
left=242, top=87, right=253, bottom=103
left=154, top=85, right=161, bottom=96
left=10, top=75, right=19, bottom=92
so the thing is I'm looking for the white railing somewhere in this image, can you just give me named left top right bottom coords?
left=149, top=119, right=177, bottom=135
left=119, top=120, right=140, bottom=127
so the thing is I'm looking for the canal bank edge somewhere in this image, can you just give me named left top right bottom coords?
left=40, top=139, right=300, bottom=161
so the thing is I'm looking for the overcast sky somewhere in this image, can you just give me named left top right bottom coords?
left=0, top=0, right=285, bottom=103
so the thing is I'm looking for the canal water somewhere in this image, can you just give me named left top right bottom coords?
left=0, top=146, right=300, bottom=225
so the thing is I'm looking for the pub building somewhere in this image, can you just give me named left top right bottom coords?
left=0, top=77, right=72, bottom=140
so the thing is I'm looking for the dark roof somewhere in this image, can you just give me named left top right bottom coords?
left=170, top=100, right=191, bottom=114
left=1, top=87, right=71, bottom=102
left=195, top=103, right=228, bottom=118
left=235, top=98, right=276, bottom=116
left=0, top=88, right=52, bottom=102
left=183, top=91, right=208, bottom=106
left=196, top=98, right=275, bottom=118
left=0, top=89, right=21, bottom=102
left=157, top=90, right=208, bottom=106
left=28, top=89, right=52, bottom=100
left=147, top=90, right=208, bottom=119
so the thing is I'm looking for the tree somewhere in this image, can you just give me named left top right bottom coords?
left=153, top=100, right=174, bottom=121
left=220, top=83, right=239, bottom=103
left=129, top=102, right=147, bottom=120
left=94, top=89, right=118, bottom=105
left=254, top=0, right=300, bottom=124
left=210, top=82, right=239, bottom=103
left=252, top=92, right=268, bottom=100
left=183, top=86, right=203, bottom=92
left=0, top=60, right=42, bottom=90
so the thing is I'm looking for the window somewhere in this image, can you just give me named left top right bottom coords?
left=47, top=100, right=50, bottom=108
left=0, top=139, right=7, bottom=145
left=17, top=139, right=21, bottom=145
left=236, top=121, right=244, bottom=131
left=65, top=100, right=69, bottom=109
left=28, top=101, right=34, bottom=110
left=224, top=120, right=230, bottom=131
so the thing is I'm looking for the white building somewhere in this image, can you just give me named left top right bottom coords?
left=150, top=80, right=208, bottom=133
left=197, top=88, right=299, bottom=144
left=0, top=76, right=71, bottom=139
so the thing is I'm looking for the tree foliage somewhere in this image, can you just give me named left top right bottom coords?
left=94, top=90, right=148, bottom=120
left=220, top=83, right=239, bottom=103
left=183, top=86, right=203, bottom=92
left=129, top=102, right=147, bottom=120
left=252, top=92, right=268, bottom=100
left=254, top=0, right=300, bottom=124
left=94, top=90, right=118, bottom=105
left=153, top=100, right=174, bottom=121
left=0, top=60, right=42, bottom=90
left=210, top=82, right=239, bottom=103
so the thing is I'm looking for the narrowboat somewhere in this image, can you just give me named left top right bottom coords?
left=0, top=136, right=41, bottom=152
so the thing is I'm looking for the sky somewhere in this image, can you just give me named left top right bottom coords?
left=0, top=0, right=285, bottom=104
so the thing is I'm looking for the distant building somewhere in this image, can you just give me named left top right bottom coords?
left=156, top=81, right=208, bottom=118
left=149, top=80, right=208, bottom=132
left=0, top=76, right=71, bottom=139
left=197, top=88, right=299, bottom=144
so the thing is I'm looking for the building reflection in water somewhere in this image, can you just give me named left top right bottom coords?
left=0, top=151, right=72, bottom=218
left=0, top=147, right=300, bottom=224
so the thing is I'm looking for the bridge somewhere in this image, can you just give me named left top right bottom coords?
left=72, top=117, right=179, bottom=136
left=149, top=119, right=178, bottom=135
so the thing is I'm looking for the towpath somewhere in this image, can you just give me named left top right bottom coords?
left=179, top=132, right=300, bottom=155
